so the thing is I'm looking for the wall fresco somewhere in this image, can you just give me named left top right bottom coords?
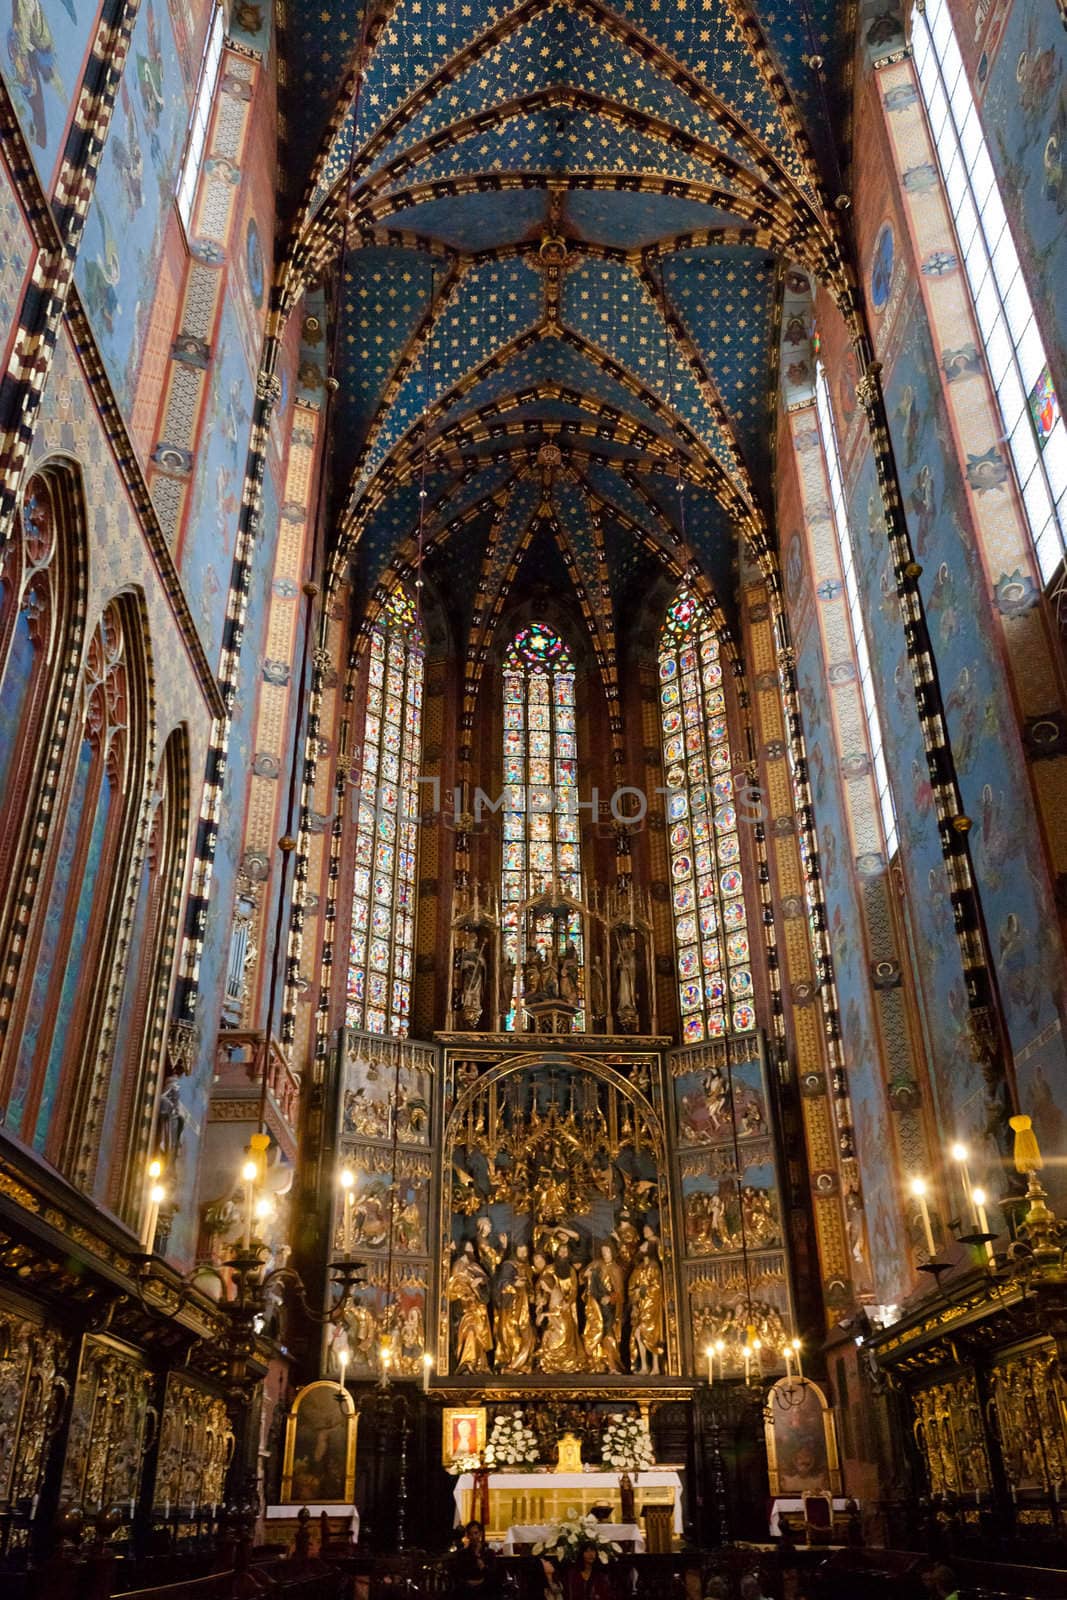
left=2, top=0, right=102, bottom=188
left=980, top=0, right=1067, bottom=393
left=73, top=0, right=190, bottom=415
left=179, top=297, right=254, bottom=671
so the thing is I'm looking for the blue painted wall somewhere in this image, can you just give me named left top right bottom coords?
left=74, top=0, right=190, bottom=412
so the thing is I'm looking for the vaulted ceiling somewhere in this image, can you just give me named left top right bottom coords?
left=279, top=0, right=856, bottom=643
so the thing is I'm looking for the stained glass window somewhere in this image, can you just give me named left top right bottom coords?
left=501, top=623, right=584, bottom=1029
left=346, top=590, right=424, bottom=1035
left=659, top=589, right=755, bottom=1043
left=913, top=0, right=1066, bottom=583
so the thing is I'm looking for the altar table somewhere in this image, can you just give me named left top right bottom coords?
left=453, top=1471, right=683, bottom=1542
left=768, top=1497, right=851, bottom=1538
left=501, top=1523, right=644, bottom=1555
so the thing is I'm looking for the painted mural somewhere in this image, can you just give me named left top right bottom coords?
left=880, top=283, right=1067, bottom=1199
left=786, top=456, right=910, bottom=1310
left=180, top=298, right=254, bottom=670
left=3, top=0, right=102, bottom=187
left=73, top=0, right=189, bottom=415
left=981, top=0, right=1067, bottom=392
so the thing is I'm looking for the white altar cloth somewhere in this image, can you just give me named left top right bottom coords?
left=501, top=1523, right=644, bottom=1555
left=767, top=1497, right=850, bottom=1537
left=453, top=1471, right=683, bottom=1535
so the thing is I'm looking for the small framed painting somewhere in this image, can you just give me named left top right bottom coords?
left=442, top=1406, right=486, bottom=1466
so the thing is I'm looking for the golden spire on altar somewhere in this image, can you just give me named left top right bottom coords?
left=1010, top=1114, right=1065, bottom=1277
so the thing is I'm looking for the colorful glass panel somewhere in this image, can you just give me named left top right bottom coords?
left=346, top=589, right=423, bottom=1035
left=658, top=587, right=755, bottom=1037
left=501, top=622, right=583, bottom=1030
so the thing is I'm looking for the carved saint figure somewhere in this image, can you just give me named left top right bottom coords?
left=628, top=1239, right=665, bottom=1375
left=615, top=933, right=637, bottom=1019
left=495, top=1243, right=536, bottom=1373
left=460, top=935, right=487, bottom=1024
left=448, top=1243, right=493, bottom=1373
left=582, top=1242, right=625, bottom=1373
left=535, top=1242, right=585, bottom=1373
left=589, top=956, right=607, bottom=1019
left=559, top=939, right=580, bottom=1006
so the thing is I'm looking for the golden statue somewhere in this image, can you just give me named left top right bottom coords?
left=448, top=1244, right=494, bottom=1373
left=535, top=1242, right=585, bottom=1373
left=582, top=1242, right=625, bottom=1373
left=495, top=1244, right=536, bottom=1373
left=628, top=1240, right=665, bottom=1375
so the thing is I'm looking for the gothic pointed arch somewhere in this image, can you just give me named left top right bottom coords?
left=0, top=589, right=150, bottom=1175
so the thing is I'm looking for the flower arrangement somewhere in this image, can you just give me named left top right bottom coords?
left=446, top=1453, right=484, bottom=1476
left=484, top=1412, right=540, bottom=1469
left=601, top=1414, right=655, bottom=1473
left=533, top=1510, right=622, bottom=1564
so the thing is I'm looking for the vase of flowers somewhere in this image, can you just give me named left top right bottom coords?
left=483, top=1412, right=540, bottom=1470
left=601, top=1414, right=655, bottom=1475
left=446, top=1453, right=483, bottom=1476
left=533, top=1509, right=622, bottom=1563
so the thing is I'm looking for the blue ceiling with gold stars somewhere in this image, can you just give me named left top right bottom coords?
left=281, top=0, right=850, bottom=648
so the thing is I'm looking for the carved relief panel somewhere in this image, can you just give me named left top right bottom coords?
left=912, top=1372, right=992, bottom=1499
left=0, top=1301, right=69, bottom=1512
left=992, top=1344, right=1067, bottom=1495
left=154, top=1373, right=233, bottom=1513
left=61, top=1335, right=153, bottom=1510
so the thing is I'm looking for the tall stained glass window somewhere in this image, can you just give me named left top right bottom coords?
left=658, top=589, right=755, bottom=1044
left=501, top=623, right=583, bottom=1029
left=346, top=589, right=424, bottom=1035
left=913, top=0, right=1066, bottom=582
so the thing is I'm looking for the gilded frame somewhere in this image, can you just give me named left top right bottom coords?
left=442, top=1405, right=487, bottom=1465
left=764, top=1377, right=841, bottom=1496
left=281, top=1381, right=357, bottom=1504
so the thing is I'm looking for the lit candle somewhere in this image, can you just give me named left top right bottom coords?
left=910, top=1177, right=936, bottom=1258
left=951, top=1142, right=975, bottom=1223
left=340, top=1167, right=355, bottom=1255
left=705, top=1345, right=714, bottom=1385
left=422, top=1351, right=434, bottom=1394
left=743, top=1344, right=752, bottom=1383
left=971, top=1187, right=995, bottom=1262
left=792, top=1339, right=804, bottom=1380
left=141, top=1160, right=166, bottom=1253
left=380, top=1342, right=392, bottom=1383
left=784, top=1344, right=793, bottom=1379
left=241, top=1156, right=258, bottom=1250
left=714, top=1339, right=725, bottom=1381
left=338, top=1348, right=349, bottom=1390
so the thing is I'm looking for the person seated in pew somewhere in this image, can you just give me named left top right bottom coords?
left=451, top=1520, right=501, bottom=1600
left=564, top=1542, right=613, bottom=1600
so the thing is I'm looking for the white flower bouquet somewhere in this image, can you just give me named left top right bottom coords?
left=446, top=1452, right=484, bottom=1476
left=483, top=1412, right=540, bottom=1469
left=533, top=1509, right=622, bottom=1563
left=601, top=1413, right=655, bottom=1473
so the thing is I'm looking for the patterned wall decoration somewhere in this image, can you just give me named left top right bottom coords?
left=672, top=1035, right=793, bottom=1372
left=0, top=148, right=34, bottom=373
left=179, top=297, right=254, bottom=669
left=73, top=0, right=191, bottom=415
left=26, top=327, right=213, bottom=775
